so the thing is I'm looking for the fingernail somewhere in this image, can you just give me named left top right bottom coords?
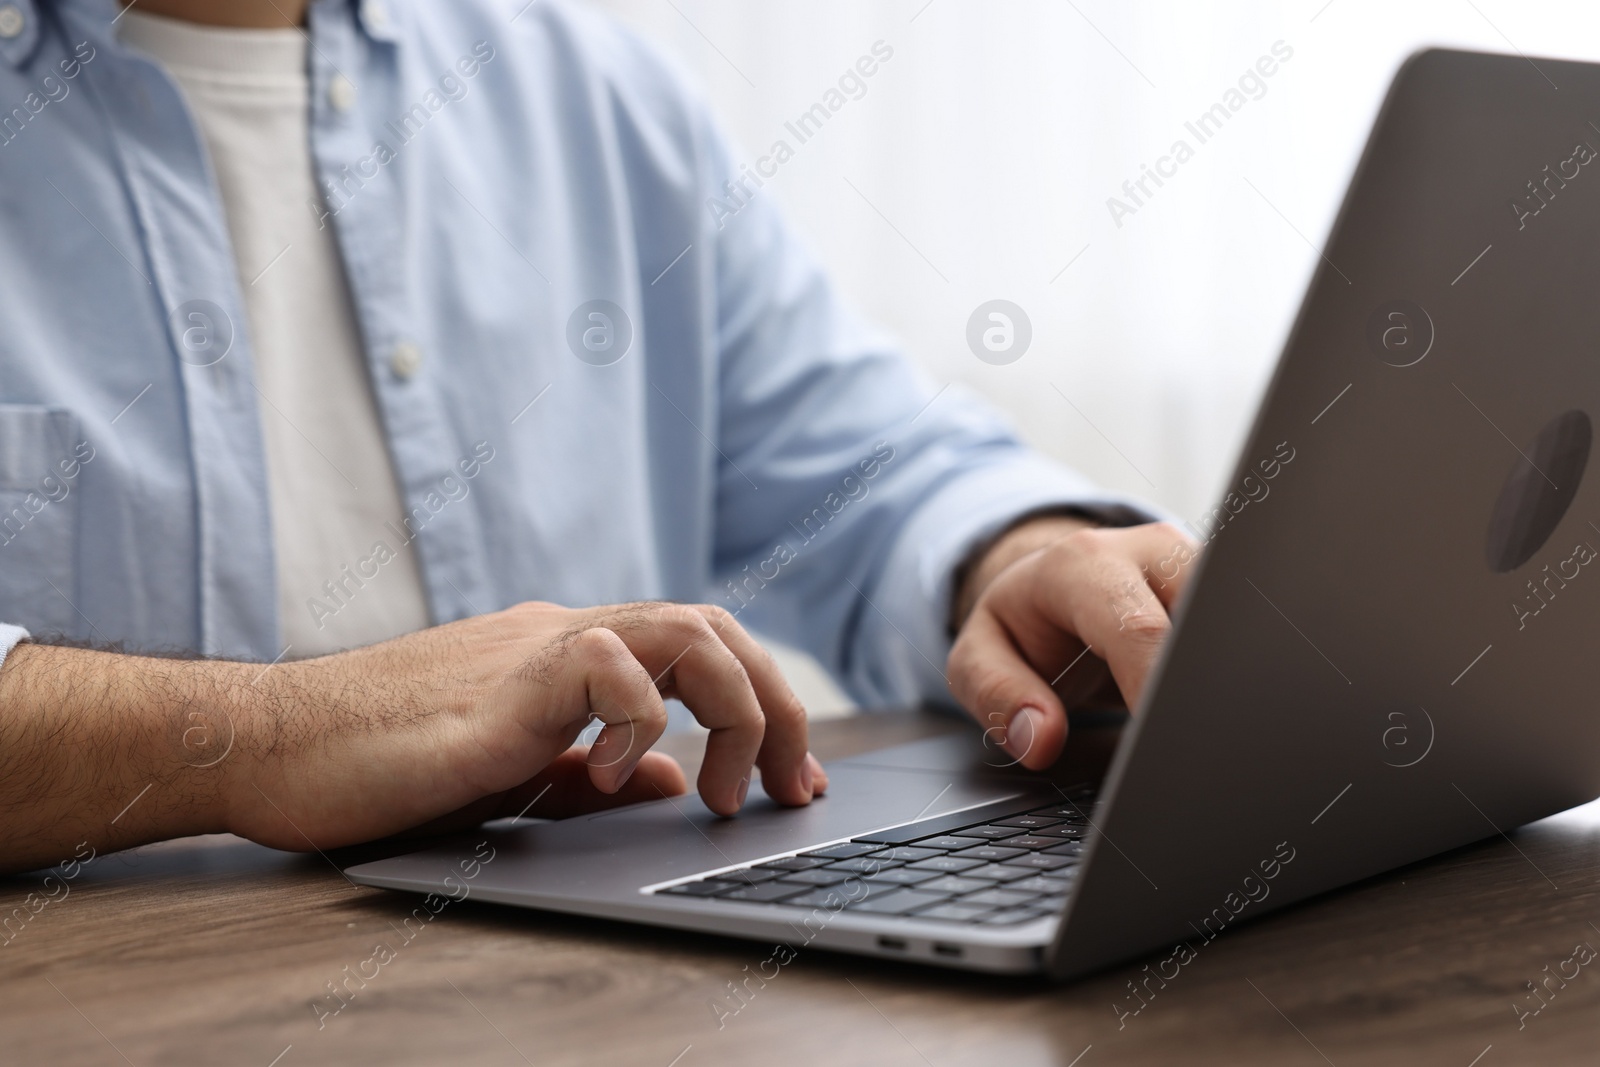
left=616, top=756, right=640, bottom=789
left=736, top=776, right=750, bottom=807
left=806, top=753, right=828, bottom=794
left=800, top=755, right=815, bottom=796
left=1004, top=706, right=1046, bottom=760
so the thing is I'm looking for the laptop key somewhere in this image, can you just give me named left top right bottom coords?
left=1003, top=853, right=1075, bottom=871
left=912, top=902, right=994, bottom=923
left=870, top=844, right=940, bottom=863
left=915, top=875, right=993, bottom=895
left=993, top=814, right=1064, bottom=829
left=866, top=845, right=944, bottom=862
left=849, top=797, right=1052, bottom=845
left=719, top=881, right=811, bottom=903
left=951, top=845, right=1028, bottom=862
left=1043, top=842, right=1086, bottom=856
left=961, top=863, right=1038, bottom=883
left=776, top=868, right=855, bottom=886
left=1008, top=875, right=1072, bottom=895
left=660, top=880, right=737, bottom=897
left=950, top=825, right=1026, bottom=841
left=1035, top=825, right=1088, bottom=839
left=846, top=889, right=952, bottom=915
left=959, top=887, right=1041, bottom=909
left=758, top=856, right=834, bottom=871
left=908, top=835, right=981, bottom=851
left=800, top=842, right=882, bottom=860
left=906, top=856, right=987, bottom=873
left=1029, top=805, right=1093, bottom=821
left=981, top=906, right=1055, bottom=926
left=998, top=835, right=1058, bottom=850
left=827, top=856, right=903, bottom=875
left=721, top=867, right=782, bottom=885
left=781, top=887, right=856, bottom=909
left=864, top=868, right=943, bottom=886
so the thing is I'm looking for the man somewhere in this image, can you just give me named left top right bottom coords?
left=0, top=0, right=1194, bottom=875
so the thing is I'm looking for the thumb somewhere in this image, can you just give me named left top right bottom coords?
left=946, top=608, right=1068, bottom=770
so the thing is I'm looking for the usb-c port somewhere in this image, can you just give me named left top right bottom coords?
left=932, top=943, right=963, bottom=958
left=876, top=936, right=908, bottom=951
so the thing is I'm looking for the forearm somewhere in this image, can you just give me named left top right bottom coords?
left=0, top=643, right=254, bottom=874
left=0, top=598, right=825, bottom=875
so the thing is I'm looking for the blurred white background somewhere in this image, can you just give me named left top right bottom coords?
left=580, top=0, right=1600, bottom=715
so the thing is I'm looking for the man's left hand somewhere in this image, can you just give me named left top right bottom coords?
left=947, top=516, right=1201, bottom=770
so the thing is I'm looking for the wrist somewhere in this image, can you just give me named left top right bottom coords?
left=115, top=651, right=253, bottom=841
left=210, top=653, right=328, bottom=842
left=189, top=656, right=289, bottom=840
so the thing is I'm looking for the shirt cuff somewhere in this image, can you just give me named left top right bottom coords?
left=861, top=453, right=1164, bottom=709
left=0, top=624, right=32, bottom=672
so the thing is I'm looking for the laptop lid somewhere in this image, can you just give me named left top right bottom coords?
left=1049, top=47, right=1600, bottom=981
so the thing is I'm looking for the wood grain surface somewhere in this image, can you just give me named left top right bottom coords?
left=3, top=708, right=1598, bottom=1066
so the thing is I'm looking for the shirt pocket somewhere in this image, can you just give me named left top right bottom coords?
left=0, top=405, right=83, bottom=637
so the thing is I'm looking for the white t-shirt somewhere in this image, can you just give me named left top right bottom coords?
left=119, top=11, right=431, bottom=658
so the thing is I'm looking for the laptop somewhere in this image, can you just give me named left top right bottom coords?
left=347, top=47, right=1600, bottom=980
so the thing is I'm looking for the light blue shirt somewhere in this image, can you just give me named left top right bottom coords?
left=0, top=0, right=1146, bottom=707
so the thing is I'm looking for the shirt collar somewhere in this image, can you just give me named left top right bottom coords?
left=2, top=0, right=398, bottom=72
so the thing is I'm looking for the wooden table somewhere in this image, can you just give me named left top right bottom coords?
left=5, top=708, right=1600, bottom=1066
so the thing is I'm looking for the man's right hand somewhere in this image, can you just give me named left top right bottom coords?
left=0, top=601, right=826, bottom=874
left=231, top=600, right=825, bottom=850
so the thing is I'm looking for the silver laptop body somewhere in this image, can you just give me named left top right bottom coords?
left=349, top=48, right=1600, bottom=978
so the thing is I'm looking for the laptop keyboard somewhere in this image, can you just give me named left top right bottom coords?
left=651, top=787, right=1098, bottom=927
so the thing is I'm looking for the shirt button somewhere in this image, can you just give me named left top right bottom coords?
left=0, top=5, right=25, bottom=39
left=390, top=342, right=422, bottom=380
left=328, top=75, right=357, bottom=114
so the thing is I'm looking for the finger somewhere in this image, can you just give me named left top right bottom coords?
left=1003, top=523, right=1195, bottom=667
left=947, top=607, right=1069, bottom=771
left=492, top=748, right=689, bottom=819
left=565, top=627, right=671, bottom=794
left=396, top=749, right=690, bottom=839
left=950, top=523, right=1198, bottom=761
left=1132, top=523, right=1202, bottom=611
left=807, top=753, right=829, bottom=797
left=1050, top=641, right=1119, bottom=711
left=1033, top=528, right=1189, bottom=713
left=691, top=604, right=815, bottom=807
left=600, top=605, right=767, bottom=816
